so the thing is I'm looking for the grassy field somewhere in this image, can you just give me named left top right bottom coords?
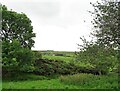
left=42, top=52, right=92, bottom=68
left=40, top=50, right=75, bottom=56
left=3, top=79, right=81, bottom=89
left=2, top=73, right=118, bottom=89
left=41, top=50, right=77, bottom=62
left=2, top=51, right=119, bottom=89
left=42, top=55, right=75, bottom=63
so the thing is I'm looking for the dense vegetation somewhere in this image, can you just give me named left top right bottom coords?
left=1, top=1, right=119, bottom=90
left=2, top=5, right=36, bottom=75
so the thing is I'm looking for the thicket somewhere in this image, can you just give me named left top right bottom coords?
left=34, top=58, right=79, bottom=75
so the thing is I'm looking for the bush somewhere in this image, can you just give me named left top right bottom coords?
left=76, top=40, right=118, bottom=75
left=34, top=59, right=79, bottom=75
left=33, top=51, right=42, bottom=60
left=2, top=40, right=35, bottom=75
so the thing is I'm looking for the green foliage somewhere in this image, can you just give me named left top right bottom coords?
left=1, top=5, right=36, bottom=75
left=34, top=59, right=79, bottom=75
left=2, top=40, right=35, bottom=73
left=2, top=5, right=35, bottom=49
left=3, top=72, right=48, bottom=81
left=90, top=1, right=120, bottom=49
left=60, top=73, right=118, bottom=89
left=33, top=51, right=42, bottom=60
left=77, top=37, right=118, bottom=75
left=75, top=1, right=119, bottom=75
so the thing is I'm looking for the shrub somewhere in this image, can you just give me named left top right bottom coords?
left=77, top=40, right=118, bottom=75
left=2, top=40, right=35, bottom=75
left=33, top=51, right=42, bottom=60
left=34, top=59, right=79, bottom=75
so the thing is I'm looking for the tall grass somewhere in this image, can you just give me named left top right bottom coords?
left=59, top=73, right=118, bottom=89
left=60, top=73, right=99, bottom=85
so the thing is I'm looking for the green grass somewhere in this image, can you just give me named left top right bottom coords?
left=41, top=50, right=76, bottom=63
left=60, top=73, right=118, bottom=89
left=2, top=79, right=82, bottom=89
left=2, top=73, right=118, bottom=89
left=0, top=81, right=2, bottom=90
left=42, top=55, right=75, bottom=63
left=2, top=73, right=80, bottom=89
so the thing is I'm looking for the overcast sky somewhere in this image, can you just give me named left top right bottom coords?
left=1, top=0, right=98, bottom=51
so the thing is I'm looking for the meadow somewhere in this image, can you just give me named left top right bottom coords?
left=42, top=51, right=75, bottom=63
left=2, top=51, right=119, bottom=89
left=2, top=2, right=119, bottom=90
left=2, top=72, right=118, bottom=89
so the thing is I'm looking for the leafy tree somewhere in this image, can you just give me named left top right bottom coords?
left=1, top=5, right=35, bottom=49
left=77, top=37, right=117, bottom=75
left=89, top=1, right=119, bottom=74
left=1, top=5, right=36, bottom=73
left=77, top=2, right=119, bottom=74
left=90, top=1, right=120, bottom=49
left=77, top=1, right=119, bottom=74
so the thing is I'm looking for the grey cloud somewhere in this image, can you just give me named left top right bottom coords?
left=5, top=2, right=60, bottom=18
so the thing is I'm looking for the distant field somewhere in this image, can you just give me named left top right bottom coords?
left=39, top=50, right=76, bottom=63
left=42, top=55, right=75, bottom=63
left=39, top=51, right=93, bottom=69
left=41, top=51, right=92, bottom=68
left=40, top=50, right=76, bottom=56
